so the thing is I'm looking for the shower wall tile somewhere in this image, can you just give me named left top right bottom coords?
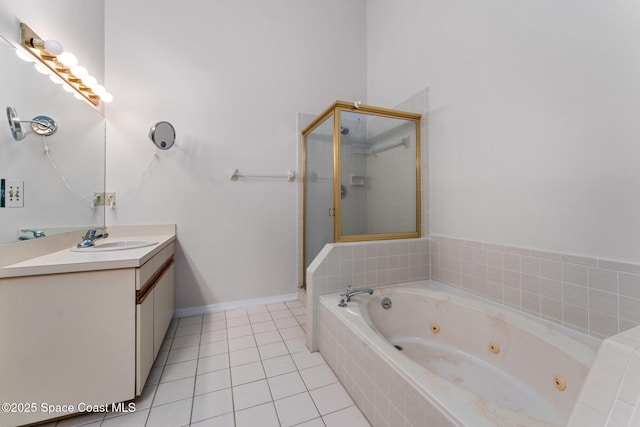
left=619, top=273, right=640, bottom=298
left=541, top=260, right=562, bottom=281
left=541, top=297, right=562, bottom=322
left=430, top=234, right=640, bottom=340
left=306, top=238, right=430, bottom=351
left=589, top=268, right=617, bottom=293
left=620, top=296, right=640, bottom=324
left=598, top=259, right=640, bottom=275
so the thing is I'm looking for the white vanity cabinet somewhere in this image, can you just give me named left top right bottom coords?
left=0, top=269, right=136, bottom=427
left=0, top=237, right=175, bottom=427
left=135, top=244, right=175, bottom=395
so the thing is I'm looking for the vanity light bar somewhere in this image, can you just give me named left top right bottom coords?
left=19, top=23, right=111, bottom=107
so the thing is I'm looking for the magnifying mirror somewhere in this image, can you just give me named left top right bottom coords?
left=148, top=121, right=176, bottom=150
left=7, top=106, right=24, bottom=141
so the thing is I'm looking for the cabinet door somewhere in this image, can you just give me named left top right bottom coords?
left=154, top=263, right=175, bottom=357
left=136, top=291, right=154, bottom=396
left=0, top=270, right=135, bottom=426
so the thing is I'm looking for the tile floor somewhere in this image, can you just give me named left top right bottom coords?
left=40, top=301, right=371, bottom=427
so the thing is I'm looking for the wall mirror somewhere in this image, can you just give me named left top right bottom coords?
left=0, top=33, right=105, bottom=244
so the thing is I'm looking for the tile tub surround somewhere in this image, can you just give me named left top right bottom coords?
left=430, top=234, right=640, bottom=340
left=567, top=325, right=640, bottom=426
left=318, top=297, right=455, bottom=427
left=306, top=238, right=430, bottom=352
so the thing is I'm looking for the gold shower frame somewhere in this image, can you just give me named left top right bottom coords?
left=301, top=100, right=422, bottom=272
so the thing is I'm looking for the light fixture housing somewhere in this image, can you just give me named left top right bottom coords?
left=20, top=23, right=107, bottom=107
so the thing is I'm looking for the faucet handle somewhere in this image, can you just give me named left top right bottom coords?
left=82, top=226, right=106, bottom=240
left=340, top=285, right=353, bottom=297
left=338, top=295, right=348, bottom=307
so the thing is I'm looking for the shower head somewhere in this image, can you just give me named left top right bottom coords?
left=340, top=126, right=349, bottom=135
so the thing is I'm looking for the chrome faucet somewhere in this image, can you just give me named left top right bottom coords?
left=77, top=227, right=109, bottom=248
left=338, top=286, right=374, bottom=307
left=19, top=229, right=46, bottom=240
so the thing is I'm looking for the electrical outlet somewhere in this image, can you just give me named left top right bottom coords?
left=93, top=192, right=105, bottom=206
left=105, top=192, right=116, bottom=208
left=93, top=192, right=116, bottom=207
left=1, top=179, right=24, bottom=208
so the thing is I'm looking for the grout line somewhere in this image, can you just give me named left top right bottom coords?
left=258, top=307, right=282, bottom=426
left=186, top=316, right=203, bottom=427
left=224, top=313, right=238, bottom=427
left=143, top=322, right=175, bottom=426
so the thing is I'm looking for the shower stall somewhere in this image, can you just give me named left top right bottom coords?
left=302, top=101, right=422, bottom=279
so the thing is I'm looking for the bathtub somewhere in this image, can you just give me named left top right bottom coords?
left=317, top=281, right=599, bottom=427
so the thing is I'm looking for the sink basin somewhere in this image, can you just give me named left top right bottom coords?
left=70, top=240, right=158, bottom=252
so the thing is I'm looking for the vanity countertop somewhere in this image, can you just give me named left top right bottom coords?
left=0, top=233, right=176, bottom=278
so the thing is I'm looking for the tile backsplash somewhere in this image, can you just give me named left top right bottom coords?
left=430, top=234, right=640, bottom=340
left=305, top=234, right=640, bottom=426
left=306, top=239, right=430, bottom=351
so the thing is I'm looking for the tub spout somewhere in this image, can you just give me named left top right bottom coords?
left=338, top=287, right=374, bottom=307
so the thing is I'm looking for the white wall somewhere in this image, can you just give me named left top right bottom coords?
left=105, top=0, right=367, bottom=309
left=367, top=1, right=640, bottom=263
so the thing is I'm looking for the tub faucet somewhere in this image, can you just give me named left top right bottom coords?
left=19, top=229, right=46, bottom=240
left=77, top=227, right=109, bottom=248
left=338, top=286, right=374, bottom=307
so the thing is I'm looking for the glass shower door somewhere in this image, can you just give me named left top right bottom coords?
left=338, top=109, right=420, bottom=240
left=304, top=116, right=334, bottom=271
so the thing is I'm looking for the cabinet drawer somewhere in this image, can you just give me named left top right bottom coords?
left=136, top=242, right=175, bottom=290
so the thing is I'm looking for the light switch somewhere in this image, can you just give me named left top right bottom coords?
left=1, top=179, right=24, bottom=208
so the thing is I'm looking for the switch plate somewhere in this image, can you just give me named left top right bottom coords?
left=93, top=192, right=116, bottom=207
left=105, top=192, right=116, bottom=207
left=1, top=179, right=24, bottom=208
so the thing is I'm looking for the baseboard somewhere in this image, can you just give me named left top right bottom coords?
left=174, top=293, right=298, bottom=318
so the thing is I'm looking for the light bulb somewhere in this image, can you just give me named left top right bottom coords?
left=57, top=52, right=78, bottom=68
left=70, top=66, right=88, bottom=79
left=83, top=75, right=97, bottom=88
left=34, top=63, right=50, bottom=75
left=62, top=84, right=74, bottom=93
left=93, top=84, right=106, bottom=96
left=100, top=92, right=113, bottom=103
left=15, top=47, right=34, bottom=62
left=49, top=74, right=64, bottom=85
left=43, top=39, right=63, bottom=56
